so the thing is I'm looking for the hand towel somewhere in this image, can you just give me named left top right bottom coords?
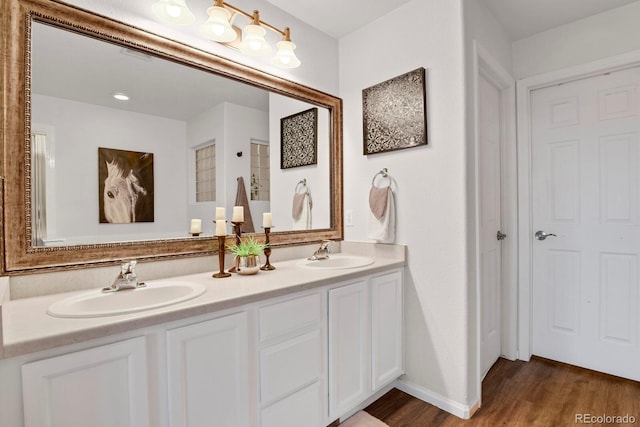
left=367, top=186, right=395, bottom=243
left=369, top=186, right=389, bottom=220
left=235, top=176, right=255, bottom=233
left=292, top=191, right=312, bottom=230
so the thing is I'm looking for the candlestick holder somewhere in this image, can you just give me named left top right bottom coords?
left=228, top=221, right=244, bottom=273
left=260, top=227, right=276, bottom=270
left=212, top=235, right=231, bottom=278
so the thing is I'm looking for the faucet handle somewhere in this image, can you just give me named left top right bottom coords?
left=128, top=260, right=137, bottom=273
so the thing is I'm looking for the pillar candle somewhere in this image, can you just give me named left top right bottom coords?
left=190, top=219, right=201, bottom=234
left=263, top=212, right=272, bottom=228
left=232, top=206, right=244, bottom=222
left=215, top=219, right=227, bottom=236
left=215, top=207, right=225, bottom=220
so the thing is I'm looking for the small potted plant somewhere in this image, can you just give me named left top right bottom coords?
left=227, top=236, right=268, bottom=275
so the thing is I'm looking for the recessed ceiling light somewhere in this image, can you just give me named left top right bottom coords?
left=113, top=92, right=130, bottom=101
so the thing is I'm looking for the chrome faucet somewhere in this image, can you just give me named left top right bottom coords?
left=308, top=240, right=332, bottom=261
left=102, top=260, right=146, bottom=293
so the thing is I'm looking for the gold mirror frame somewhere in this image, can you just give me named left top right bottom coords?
left=0, top=0, right=343, bottom=274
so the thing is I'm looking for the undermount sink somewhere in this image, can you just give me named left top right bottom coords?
left=47, top=281, right=206, bottom=318
left=297, top=254, right=374, bottom=270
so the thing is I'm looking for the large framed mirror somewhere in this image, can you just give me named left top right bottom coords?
left=1, top=0, right=343, bottom=273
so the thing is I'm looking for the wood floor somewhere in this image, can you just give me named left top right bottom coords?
left=365, top=357, right=640, bottom=426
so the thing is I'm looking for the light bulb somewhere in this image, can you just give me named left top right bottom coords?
left=211, top=24, right=225, bottom=36
left=151, top=0, right=195, bottom=25
left=240, top=24, right=271, bottom=56
left=200, top=5, right=236, bottom=42
left=271, top=39, right=301, bottom=68
left=165, top=4, right=181, bottom=18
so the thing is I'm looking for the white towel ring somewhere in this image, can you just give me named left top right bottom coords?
left=295, top=178, right=308, bottom=193
left=371, top=168, right=390, bottom=187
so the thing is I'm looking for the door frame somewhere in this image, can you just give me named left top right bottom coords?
left=472, top=41, right=517, bottom=405
left=516, top=48, right=640, bottom=361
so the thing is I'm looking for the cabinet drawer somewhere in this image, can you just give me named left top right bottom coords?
left=259, top=292, right=323, bottom=341
left=261, top=381, right=323, bottom=427
left=260, top=329, right=322, bottom=406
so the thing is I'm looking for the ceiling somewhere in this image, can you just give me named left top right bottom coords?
left=266, top=0, right=640, bottom=41
left=480, top=0, right=640, bottom=41
left=265, top=0, right=412, bottom=39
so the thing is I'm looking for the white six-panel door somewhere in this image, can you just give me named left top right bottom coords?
left=530, top=66, right=640, bottom=380
left=479, top=73, right=503, bottom=376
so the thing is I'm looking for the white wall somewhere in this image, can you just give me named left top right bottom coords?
left=463, top=0, right=513, bottom=409
left=33, top=94, right=188, bottom=243
left=269, top=94, right=331, bottom=231
left=58, top=0, right=339, bottom=95
left=339, top=0, right=471, bottom=411
left=512, top=1, right=640, bottom=79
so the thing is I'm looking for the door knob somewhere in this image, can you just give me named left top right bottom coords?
left=497, top=231, right=507, bottom=241
left=535, top=230, right=557, bottom=241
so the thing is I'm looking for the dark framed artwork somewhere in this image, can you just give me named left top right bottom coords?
left=98, top=147, right=154, bottom=223
left=362, top=67, right=428, bottom=155
left=280, top=107, right=318, bottom=169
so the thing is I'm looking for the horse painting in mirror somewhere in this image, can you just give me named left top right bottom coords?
left=98, top=147, right=154, bottom=223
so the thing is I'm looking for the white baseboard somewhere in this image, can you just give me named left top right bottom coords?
left=394, top=379, right=477, bottom=419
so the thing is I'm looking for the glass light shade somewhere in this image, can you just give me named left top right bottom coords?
left=240, top=24, right=272, bottom=56
left=152, top=0, right=195, bottom=25
left=271, top=40, right=301, bottom=68
left=200, top=6, right=237, bottom=42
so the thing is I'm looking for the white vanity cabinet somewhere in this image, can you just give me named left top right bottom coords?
left=166, top=312, right=252, bottom=427
left=257, top=291, right=326, bottom=427
left=328, top=270, right=404, bottom=420
left=21, top=336, right=150, bottom=427
left=7, top=264, right=404, bottom=427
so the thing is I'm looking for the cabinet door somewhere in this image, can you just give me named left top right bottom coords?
left=328, top=280, right=369, bottom=418
left=371, top=270, right=404, bottom=390
left=166, top=312, right=250, bottom=427
left=22, top=336, right=150, bottom=427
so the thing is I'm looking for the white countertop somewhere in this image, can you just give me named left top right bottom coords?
left=1, top=246, right=405, bottom=359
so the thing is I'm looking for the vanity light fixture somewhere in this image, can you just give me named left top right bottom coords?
left=113, top=92, right=130, bottom=101
left=154, top=0, right=301, bottom=68
left=151, top=0, right=195, bottom=25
